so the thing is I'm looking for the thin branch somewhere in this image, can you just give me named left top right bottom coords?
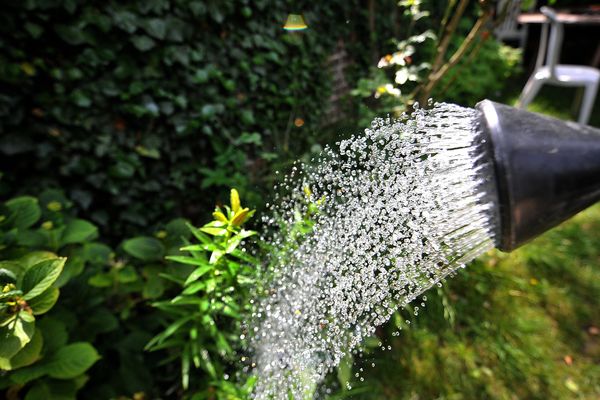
left=431, top=0, right=470, bottom=73
left=418, top=6, right=493, bottom=104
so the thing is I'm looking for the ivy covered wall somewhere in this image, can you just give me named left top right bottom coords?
left=0, top=0, right=390, bottom=238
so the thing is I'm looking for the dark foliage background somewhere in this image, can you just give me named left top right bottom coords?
left=0, top=0, right=401, bottom=239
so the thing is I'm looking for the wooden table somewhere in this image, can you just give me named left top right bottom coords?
left=518, top=9, right=600, bottom=67
left=518, top=12, right=600, bottom=25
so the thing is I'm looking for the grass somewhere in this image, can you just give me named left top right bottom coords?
left=343, top=86, right=600, bottom=399
left=350, top=205, right=600, bottom=400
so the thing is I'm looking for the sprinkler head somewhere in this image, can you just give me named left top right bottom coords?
left=476, top=100, right=600, bottom=252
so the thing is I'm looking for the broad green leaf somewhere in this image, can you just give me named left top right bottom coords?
left=21, top=258, right=66, bottom=300
left=10, top=362, right=48, bottom=385
left=0, top=261, right=25, bottom=282
left=28, top=287, right=60, bottom=315
left=131, top=35, right=155, bottom=51
left=0, top=268, right=17, bottom=284
left=0, top=312, right=35, bottom=362
left=25, top=375, right=87, bottom=400
left=184, top=265, right=212, bottom=285
left=46, top=342, right=100, bottom=379
left=54, top=257, right=85, bottom=288
left=165, top=218, right=191, bottom=243
left=60, top=219, right=98, bottom=246
left=142, top=267, right=165, bottom=299
left=81, top=308, right=118, bottom=336
left=24, top=382, right=51, bottom=400
left=122, top=237, right=165, bottom=261
left=0, top=328, right=43, bottom=370
left=82, top=243, right=112, bottom=265
left=15, top=230, right=46, bottom=248
left=87, top=273, right=112, bottom=288
left=37, top=317, right=68, bottom=354
left=116, top=265, right=139, bottom=283
left=18, top=251, right=58, bottom=270
left=5, top=196, right=41, bottom=229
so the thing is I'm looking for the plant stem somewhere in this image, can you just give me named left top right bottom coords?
left=417, top=3, right=493, bottom=105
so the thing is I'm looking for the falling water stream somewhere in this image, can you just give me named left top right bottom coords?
left=248, top=102, right=500, bottom=399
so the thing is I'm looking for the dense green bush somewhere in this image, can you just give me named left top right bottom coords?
left=0, top=0, right=385, bottom=238
left=433, top=25, right=521, bottom=105
left=0, top=188, right=265, bottom=399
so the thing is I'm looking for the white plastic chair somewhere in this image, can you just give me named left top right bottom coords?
left=494, top=0, right=530, bottom=51
left=517, top=7, right=600, bottom=125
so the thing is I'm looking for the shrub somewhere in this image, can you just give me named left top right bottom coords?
left=0, top=0, right=388, bottom=239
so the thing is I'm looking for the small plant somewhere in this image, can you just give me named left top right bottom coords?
left=146, top=189, right=258, bottom=397
left=0, top=193, right=100, bottom=399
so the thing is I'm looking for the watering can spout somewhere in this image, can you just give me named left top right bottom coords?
left=476, top=100, right=600, bottom=252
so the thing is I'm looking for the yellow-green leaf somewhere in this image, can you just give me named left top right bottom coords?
left=212, top=210, right=228, bottom=223
left=230, top=189, right=241, bottom=213
left=231, top=208, right=249, bottom=227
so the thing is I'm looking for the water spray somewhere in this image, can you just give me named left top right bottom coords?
left=477, top=100, right=600, bottom=251
left=250, top=101, right=600, bottom=399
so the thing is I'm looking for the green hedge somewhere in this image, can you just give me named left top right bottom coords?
left=0, top=0, right=389, bottom=238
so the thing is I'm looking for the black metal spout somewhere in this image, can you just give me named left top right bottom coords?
left=476, top=100, right=600, bottom=252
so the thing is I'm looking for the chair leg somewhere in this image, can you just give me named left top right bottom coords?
left=578, top=80, right=599, bottom=125
left=517, top=77, right=543, bottom=109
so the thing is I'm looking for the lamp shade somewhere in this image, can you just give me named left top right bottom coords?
left=283, top=14, right=308, bottom=31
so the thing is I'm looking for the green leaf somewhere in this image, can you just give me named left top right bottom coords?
left=166, top=255, right=209, bottom=267
left=28, top=287, right=60, bottom=315
left=182, top=281, right=205, bottom=295
left=200, top=226, right=228, bottom=236
left=209, top=249, right=225, bottom=264
left=0, top=268, right=17, bottom=285
left=143, top=18, right=167, bottom=39
left=146, top=315, right=195, bottom=350
left=0, top=289, right=22, bottom=300
left=46, top=342, right=100, bottom=379
left=184, top=265, right=212, bottom=285
left=10, top=362, right=49, bottom=385
left=179, top=244, right=216, bottom=252
left=337, top=353, right=354, bottom=389
left=37, top=317, right=68, bottom=354
left=0, top=328, right=43, bottom=370
left=122, top=237, right=165, bottom=261
left=87, top=273, right=112, bottom=288
left=187, top=224, right=212, bottom=244
left=25, top=375, right=87, bottom=400
left=0, top=261, right=25, bottom=282
left=18, top=252, right=58, bottom=270
left=21, top=258, right=66, bottom=301
left=142, top=267, right=165, bottom=299
left=60, top=219, right=98, bottom=246
left=0, top=312, right=35, bottom=362
left=5, top=196, right=41, bottom=229
left=131, top=35, right=155, bottom=51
